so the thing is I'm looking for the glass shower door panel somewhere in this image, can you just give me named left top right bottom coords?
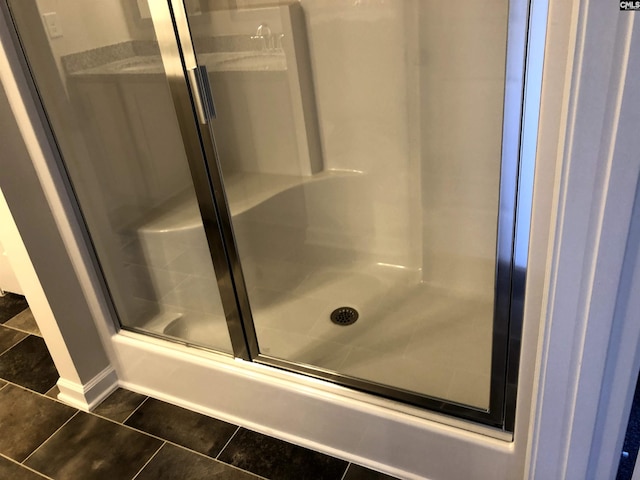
left=186, top=1, right=512, bottom=412
left=6, top=1, right=233, bottom=353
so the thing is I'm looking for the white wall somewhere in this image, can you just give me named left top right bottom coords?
left=34, top=0, right=132, bottom=57
left=0, top=191, right=23, bottom=295
left=22, top=0, right=134, bottom=90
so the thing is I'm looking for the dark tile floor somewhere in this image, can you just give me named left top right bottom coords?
left=0, top=294, right=400, bottom=480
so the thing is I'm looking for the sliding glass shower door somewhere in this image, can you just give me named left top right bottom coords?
left=176, top=0, right=528, bottom=429
left=4, top=0, right=531, bottom=431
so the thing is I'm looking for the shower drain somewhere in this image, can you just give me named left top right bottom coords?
left=330, top=306, right=359, bottom=326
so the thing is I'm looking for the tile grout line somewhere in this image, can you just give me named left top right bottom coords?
left=1, top=378, right=350, bottom=480
left=222, top=463, right=270, bottom=480
left=44, top=384, right=59, bottom=398
left=210, top=427, right=271, bottom=480
left=340, top=463, right=352, bottom=480
left=0, top=332, right=30, bottom=357
left=1, top=321, right=42, bottom=338
left=21, top=410, right=80, bottom=466
left=215, top=426, right=240, bottom=460
left=1, top=377, right=58, bottom=399
left=217, top=428, right=348, bottom=480
left=2, top=380, right=342, bottom=480
left=121, top=396, right=150, bottom=424
left=0, top=307, right=29, bottom=327
left=0, top=307, right=30, bottom=325
left=130, top=441, right=166, bottom=480
left=125, top=434, right=270, bottom=480
left=100, top=412, right=267, bottom=480
left=0, top=335, right=59, bottom=398
left=82, top=403, right=243, bottom=466
left=0, top=452, right=54, bottom=480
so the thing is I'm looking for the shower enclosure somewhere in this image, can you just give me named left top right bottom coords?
left=4, top=0, right=530, bottom=431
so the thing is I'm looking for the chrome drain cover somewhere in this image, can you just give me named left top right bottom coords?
left=330, top=306, right=359, bottom=326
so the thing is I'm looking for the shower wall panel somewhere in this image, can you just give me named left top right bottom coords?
left=301, top=0, right=420, bottom=268
left=419, top=0, right=509, bottom=299
left=176, top=0, right=421, bottom=269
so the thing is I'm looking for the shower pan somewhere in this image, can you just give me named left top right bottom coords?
left=3, top=0, right=531, bottom=432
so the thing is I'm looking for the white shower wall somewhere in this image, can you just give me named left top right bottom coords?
left=419, top=0, right=509, bottom=299
left=185, top=0, right=421, bottom=269
left=206, top=0, right=507, bottom=296
left=299, top=0, right=420, bottom=268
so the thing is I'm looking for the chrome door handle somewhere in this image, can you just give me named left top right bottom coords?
left=188, top=65, right=216, bottom=124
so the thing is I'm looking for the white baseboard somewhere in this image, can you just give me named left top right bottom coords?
left=56, top=366, right=118, bottom=411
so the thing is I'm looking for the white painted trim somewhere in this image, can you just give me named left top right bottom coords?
left=589, top=182, right=640, bottom=478
left=0, top=199, right=23, bottom=294
left=522, top=0, right=581, bottom=473
left=527, top=2, right=640, bottom=479
left=586, top=14, right=640, bottom=479
left=56, top=366, right=118, bottom=412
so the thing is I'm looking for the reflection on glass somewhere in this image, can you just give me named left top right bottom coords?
left=7, top=0, right=232, bottom=353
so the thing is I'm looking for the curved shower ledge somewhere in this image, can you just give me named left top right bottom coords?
left=225, top=170, right=361, bottom=216
left=138, top=170, right=362, bottom=232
